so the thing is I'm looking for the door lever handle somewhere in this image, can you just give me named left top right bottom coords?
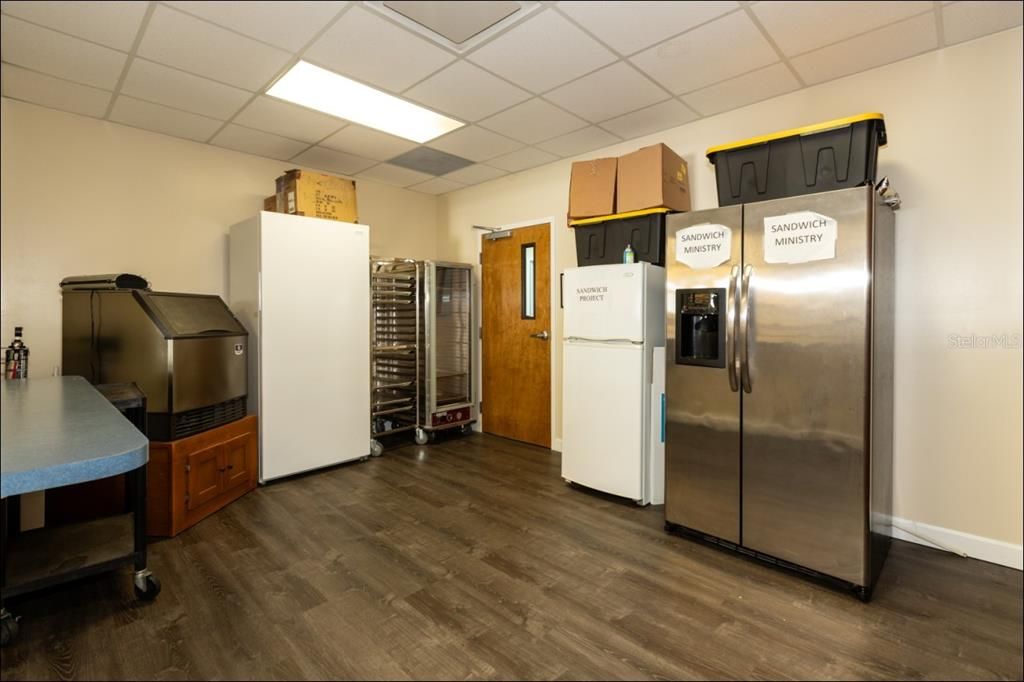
left=530, top=330, right=550, bottom=340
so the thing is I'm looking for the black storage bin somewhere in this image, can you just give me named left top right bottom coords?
left=707, top=113, right=886, bottom=206
left=574, top=210, right=667, bottom=267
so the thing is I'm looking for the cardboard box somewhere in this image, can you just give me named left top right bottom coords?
left=568, top=157, right=617, bottom=219
left=616, top=143, right=690, bottom=214
left=274, top=169, right=358, bottom=223
left=263, top=195, right=276, bottom=212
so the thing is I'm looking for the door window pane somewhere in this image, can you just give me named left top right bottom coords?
left=521, top=243, right=536, bottom=319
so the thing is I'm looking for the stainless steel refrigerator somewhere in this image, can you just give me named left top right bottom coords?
left=664, top=185, right=894, bottom=597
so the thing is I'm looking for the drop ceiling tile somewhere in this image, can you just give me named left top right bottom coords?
left=535, top=126, right=620, bottom=158
left=442, top=163, right=508, bottom=185
left=599, top=99, right=698, bottom=139
left=211, top=124, right=309, bottom=160
left=408, top=177, right=466, bottom=195
left=545, top=62, right=670, bottom=123
left=403, top=61, right=530, bottom=122
left=943, top=1, right=1024, bottom=46
left=0, top=15, right=126, bottom=89
left=478, top=98, right=587, bottom=144
left=137, top=5, right=291, bottom=91
left=165, top=1, right=347, bottom=52
left=791, top=13, right=937, bottom=85
left=321, top=124, right=418, bottom=160
left=557, top=1, right=738, bottom=56
left=388, top=147, right=473, bottom=175
left=682, top=63, right=800, bottom=116
left=357, top=163, right=433, bottom=187
left=1, top=0, right=147, bottom=51
left=381, top=1, right=523, bottom=45
left=467, top=9, right=617, bottom=93
left=292, top=146, right=376, bottom=176
left=487, top=147, right=559, bottom=173
left=630, top=11, right=777, bottom=94
left=109, top=95, right=222, bottom=142
left=235, top=96, right=346, bottom=143
left=305, top=5, right=455, bottom=93
left=427, top=125, right=523, bottom=162
left=120, top=59, right=251, bottom=120
left=1, top=63, right=111, bottom=118
left=752, top=1, right=933, bottom=57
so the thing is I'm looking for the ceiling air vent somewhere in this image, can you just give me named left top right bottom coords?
left=388, top=147, right=475, bottom=176
left=366, top=1, right=541, bottom=53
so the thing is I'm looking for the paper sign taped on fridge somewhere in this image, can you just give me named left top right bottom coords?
left=763, top=211, right=837, bottom=264
left=675, top=224, right=731, bottom=269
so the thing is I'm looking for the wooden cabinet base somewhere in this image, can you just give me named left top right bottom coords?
left=148, top=415, right=258, bottom=537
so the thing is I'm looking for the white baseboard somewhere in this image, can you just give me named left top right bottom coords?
left=890, top=516, right=1023, bottom=571
left=551, top=438, right=562, bottom=452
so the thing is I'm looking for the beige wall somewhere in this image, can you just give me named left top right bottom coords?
left=0, top=99, right=439, bottom=379
left=437, top=28, right=1024, bottom=548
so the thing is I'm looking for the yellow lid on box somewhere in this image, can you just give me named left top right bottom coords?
left=568, top=207, right=672, bottom=227
left=706, top=112, right=885, bottom=157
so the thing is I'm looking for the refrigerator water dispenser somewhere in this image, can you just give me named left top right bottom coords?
left=675, top=288, right=725, bottom=368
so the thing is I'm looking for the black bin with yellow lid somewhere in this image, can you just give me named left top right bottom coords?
left=707, top=113, right=887, bottom=206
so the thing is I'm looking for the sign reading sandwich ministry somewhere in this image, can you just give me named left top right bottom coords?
left=675, top=224, right=732, bottom=269
left=763, top=211, right=837, bottom=264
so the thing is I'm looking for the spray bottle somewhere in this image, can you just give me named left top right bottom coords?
left=4, top=326, right=29, bottom=380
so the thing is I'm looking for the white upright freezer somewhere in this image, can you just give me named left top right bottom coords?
left=561, top=262, right=666, bottom=505
left=229, top=211, right=371, bottom=482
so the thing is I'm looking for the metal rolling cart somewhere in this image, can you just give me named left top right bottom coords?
left=370, top=259, right=421, bottom=455
left=416, top=261, right=476, bottom=444
left=1, top=377, right=159, bottom=646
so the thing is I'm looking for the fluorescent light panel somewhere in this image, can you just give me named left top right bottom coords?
left=267, top=61, right=464, bottom=144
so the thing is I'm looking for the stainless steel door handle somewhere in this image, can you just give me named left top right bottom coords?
left=739, top=264, right=753, bottom=393
left=726, top=265, right=740, bottom=393
left=530, top=330, right=550, bottom=340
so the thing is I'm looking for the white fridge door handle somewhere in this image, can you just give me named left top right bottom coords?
left=565, top=336, right=642, bottom=345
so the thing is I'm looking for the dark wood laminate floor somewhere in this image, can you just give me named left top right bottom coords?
left=2, top=433, right=1021, bottom=680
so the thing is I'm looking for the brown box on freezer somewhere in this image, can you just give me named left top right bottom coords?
left=616, top=143, right=690, bottom=213
left=263, top=195, right=276, bottom=212
left=568, top=157, right=617, bottom=219
left=274, top=169, right=358, bottom=223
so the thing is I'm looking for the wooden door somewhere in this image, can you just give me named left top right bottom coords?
left=222, top=432, right=256, bottom=492
left=481, top=223, right=551, bottom=448
left=186, top=444, right=224, bottom=510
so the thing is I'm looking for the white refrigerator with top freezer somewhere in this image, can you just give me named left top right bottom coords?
left=562, top=262, right=666, bottom=505
left=229, top=211, right=371, bottom=482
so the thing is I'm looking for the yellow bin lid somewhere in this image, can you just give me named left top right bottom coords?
left=706, top=112, right=886, bottom=158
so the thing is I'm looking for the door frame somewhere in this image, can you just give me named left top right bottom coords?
left=476, top=216, right=560, bottom=452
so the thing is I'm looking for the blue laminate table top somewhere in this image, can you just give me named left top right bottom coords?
left=1, top=376, right=148, bottom=498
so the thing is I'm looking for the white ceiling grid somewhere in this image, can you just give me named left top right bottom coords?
left=1, top=0, right=1020, bottom=195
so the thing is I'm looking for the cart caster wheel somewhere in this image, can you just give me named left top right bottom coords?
left=414, top=428, right=429, bottom=445
left=370, top=440, right=384, bottom=457
left=0, top=613, right=19, bottom=647
left=134, top=574, right=161, bottom=601
left=460, top=424, right=473, bottom=435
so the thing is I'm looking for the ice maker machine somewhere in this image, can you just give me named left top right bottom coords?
left=62, top=288, right=248, bottom=441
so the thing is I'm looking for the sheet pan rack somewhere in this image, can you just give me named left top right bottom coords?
left=370, top=259, right=421, bottom=456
